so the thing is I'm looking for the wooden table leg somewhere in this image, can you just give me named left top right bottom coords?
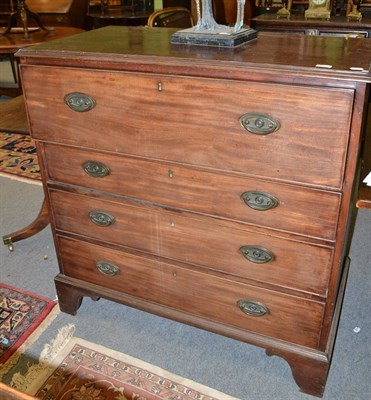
left=3, top=198, right=49, bottom=252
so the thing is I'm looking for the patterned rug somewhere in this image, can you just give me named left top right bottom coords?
left=11, top=336, right=239, bottom=400
left=0, top=283, right=58, bottom=376
left=0, top=131, right=40, bottom=181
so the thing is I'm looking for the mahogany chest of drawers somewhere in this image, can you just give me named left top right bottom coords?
left=17, top=27, right=371, bottom=397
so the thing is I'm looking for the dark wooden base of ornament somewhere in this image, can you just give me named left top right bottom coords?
left=171, top=27, right=257, bottom=47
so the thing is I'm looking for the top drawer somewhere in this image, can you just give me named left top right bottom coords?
left=22, top=66, right=354, bottom=189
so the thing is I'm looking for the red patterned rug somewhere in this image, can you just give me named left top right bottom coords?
left=0, top=131, right=40, bottom=181
left=0, top=283, right=57, bottom=371
left=11, top=337, right=239, bottom=400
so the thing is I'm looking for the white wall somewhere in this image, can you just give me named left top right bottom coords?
left=154, top=0, right=163, bottom=9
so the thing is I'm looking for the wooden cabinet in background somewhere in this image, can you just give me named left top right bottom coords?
left=252, top=13, right=371, bottom=36
left=163, top=0, right=192, bottom=9
left=86, top=0, right=154, bottom=28
left=27, top=0, right=90, bottom=29
left=18, top=27, right=371, bottom=398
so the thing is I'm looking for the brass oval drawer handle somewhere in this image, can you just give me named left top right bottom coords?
left=96, top=260, right=120, bottom=276
left=237, top=299, right=269, bottom=317
left=240, top=245, right=275, bottom=263
left=64, top=92, right=96, bottom=112
left=83, top=160, right=110, bottom=178
left=89, top=210, right=115, bottom=227
left=239, top=113, right=280, bottom=135
left=241, top=191, right=279, bottom=211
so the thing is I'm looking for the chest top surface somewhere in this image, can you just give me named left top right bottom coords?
left=16, top=26, right=371, bottom=83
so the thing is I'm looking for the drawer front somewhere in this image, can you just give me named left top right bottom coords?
left=43, top=143, right=341, bottom=240
left=50, top=190, right=333, bottom=295
left=58, top=236, right=325, bottom=349
left=23, top=66, right=353, bottom=189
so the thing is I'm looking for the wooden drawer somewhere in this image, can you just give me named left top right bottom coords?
left=50, top=190, right=333, bottom=295
left=58, top=236, right=325, bottom=349
left=23, top=66, right=353, bottom=189
left=43, top=143, right=341, bottom=240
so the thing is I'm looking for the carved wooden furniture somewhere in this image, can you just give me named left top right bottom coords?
left=17, top=27, right=371, bottom=397
left=252, top=14, right=371, bottom=36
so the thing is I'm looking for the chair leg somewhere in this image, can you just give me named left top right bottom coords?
left=3, top=198, right=49, bottom=252
left=9, top=54, right=18, bottom=84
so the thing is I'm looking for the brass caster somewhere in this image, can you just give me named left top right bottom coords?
left=3, top=235, right=14, bottom=252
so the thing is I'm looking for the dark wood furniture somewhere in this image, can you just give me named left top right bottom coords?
left=163, top=0, right=191, bottom=9
left=0, top=25, right=84, bottom=53
left=252, top=14, right=371, bottom=36
left=87, top=10, right=151, bottom=28
left=213, top=0, right=253, bottom=25
left=17, top=27, right=371, bottom=398
left=360, top=1, right=371, bottom=17
left=0, top=26, right=84, bottom=96
left=2, top=198, right=49, bottom=252
left=0, top=0, right=55, bottom=39
left=189, top=0, right=253, bottom=26
left=26, top=0, right=90, bottom=29
left=0, top=0, right=90, bottom=30
left=87, top=0, right=153, bottom=28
